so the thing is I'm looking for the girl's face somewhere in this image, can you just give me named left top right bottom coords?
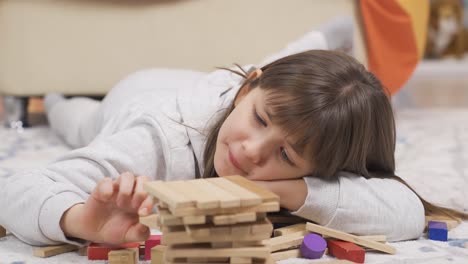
left=214, top=88, right=314, bottom=181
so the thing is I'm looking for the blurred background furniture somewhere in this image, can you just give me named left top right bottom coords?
left=0, top=0, right=366, bottom=126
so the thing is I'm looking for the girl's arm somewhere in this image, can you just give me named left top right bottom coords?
left=0, top=126, right=165, bottom=246
left=256, top=172, right=425, bottom=242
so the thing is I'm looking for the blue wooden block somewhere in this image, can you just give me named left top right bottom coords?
left=428, top=221, right=448, bottom=241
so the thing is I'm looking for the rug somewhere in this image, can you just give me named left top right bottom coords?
left=0, top=108, right=467, bottom=263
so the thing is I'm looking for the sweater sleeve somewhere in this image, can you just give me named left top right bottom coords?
left=291, top=172, right=426, bottom=242
left=0, top=125, right=166, bottom=246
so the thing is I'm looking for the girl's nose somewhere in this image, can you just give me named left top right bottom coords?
left=242, top=137, right=269, bottom=164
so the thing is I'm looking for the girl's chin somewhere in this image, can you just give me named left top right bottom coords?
left=214, top=164, right=245, bottom=178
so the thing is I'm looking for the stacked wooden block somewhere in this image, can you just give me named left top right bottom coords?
left=142, top=175, right=280, bottom=264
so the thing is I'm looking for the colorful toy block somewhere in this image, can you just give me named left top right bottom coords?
left=144, top=235, right=162, bottom=260
left=300, top=233, right=327, bottom=259
left=428, top=221, right=448, bottom=241
left=327, top=239, right=365, bottom=263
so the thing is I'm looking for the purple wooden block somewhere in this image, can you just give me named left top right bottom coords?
left=300, top=233, right=327, bottom=259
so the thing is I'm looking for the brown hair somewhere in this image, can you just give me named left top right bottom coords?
left=203, top=50, right=467, bottom=221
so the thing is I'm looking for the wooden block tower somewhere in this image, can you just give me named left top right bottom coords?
left=142, top=175, right=280, bottom=264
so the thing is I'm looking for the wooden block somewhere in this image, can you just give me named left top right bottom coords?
left=271, top=248, right=301, bottom=261
left=32, top=244, right=79, bottom=258
left=230, top=257, right=253, bottom=264
left=263, top=230, right=308, bottom=252
left=191, top=179, right=241, bottom=208
left=224, top=175, right=279, bottom=203
left=171, top=201, right=279, bottom=217
left=158, top=208, right=184, bottom=226
left=207, top=177, right=262, bottom=207
left=158, top=208, right=206, bottom=226
left=428, top=221, right=448, bottom=241
left=108, top=248, right=138, bottom=264
left=213, top=214, right=240, bottom=225
left=327, top=240, right=365, bottom=264
left=145, top=234, right=162, bottom=260
left=235, top=212, right=258, bottom=223
left=251, top=220, right=273, bottom=235
left=184, top=224, right=213, bottom=237
left=213, top=212, right=257, bottom=225
left=183, top=215, right=207, bottom=225
left=166, top=180, right=219, bottom=209
left=212, top=226, right=232, bottom=236
left=356, top=235, right=386, bottom=242
left=306, top=222, right=396, bottom=254
left=87, top=242, right=140, bottom=260
left=144, top=181, right=194, bottom=209
left=151, top=245, right=167, bottom=264
left=165, top=247, right=270, bottom=260
left=232, top=225, right=252, bottom=237
left=162, top=226, right=271, bottom=245
left=140, top=214, right=160, bottom=229
left=273, top=223, right=306, bottom=236
left=0, top=226, right=6, bottom=238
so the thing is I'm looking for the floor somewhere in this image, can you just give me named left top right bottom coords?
left=394, top=56, right=468, bottom=108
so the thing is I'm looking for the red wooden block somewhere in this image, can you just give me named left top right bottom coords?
left=327, top=239, right=365, bottom=263
left=87, top=242, right=140, bottom=260
left=145, top=235, right=162, bottom=260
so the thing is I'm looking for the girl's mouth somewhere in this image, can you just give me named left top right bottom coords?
left=229, top=149, right=245, bottom=173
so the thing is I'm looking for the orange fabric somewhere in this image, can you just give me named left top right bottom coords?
left=360, top=0, right=419, bottom=95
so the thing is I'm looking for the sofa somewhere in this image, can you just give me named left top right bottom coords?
left=0, top=0, right=366, bottom=125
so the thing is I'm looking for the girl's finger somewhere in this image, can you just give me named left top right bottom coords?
left=91, top=177, right=114, bottom=202
left=116, top=172, right=136, bottom=208
left=125, top=223, right=150, bottom=243
left=131, top=176, right=150, bottom=211
left=138, top=195, right=156, bottom=216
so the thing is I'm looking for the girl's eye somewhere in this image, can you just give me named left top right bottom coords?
left=280, top=147, right=294, bottom=166
left=253, top=109, right=267, bottom=127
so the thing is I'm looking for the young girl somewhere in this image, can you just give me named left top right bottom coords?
left=0, top=50, right=458, bottom=247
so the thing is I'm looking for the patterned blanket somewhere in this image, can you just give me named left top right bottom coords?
left=1, top=109, right=467, bottom=263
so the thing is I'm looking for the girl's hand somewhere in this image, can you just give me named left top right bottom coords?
left=252, top=179, right=307, bottom=211
left=60, top=172, right=155, bottom=244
